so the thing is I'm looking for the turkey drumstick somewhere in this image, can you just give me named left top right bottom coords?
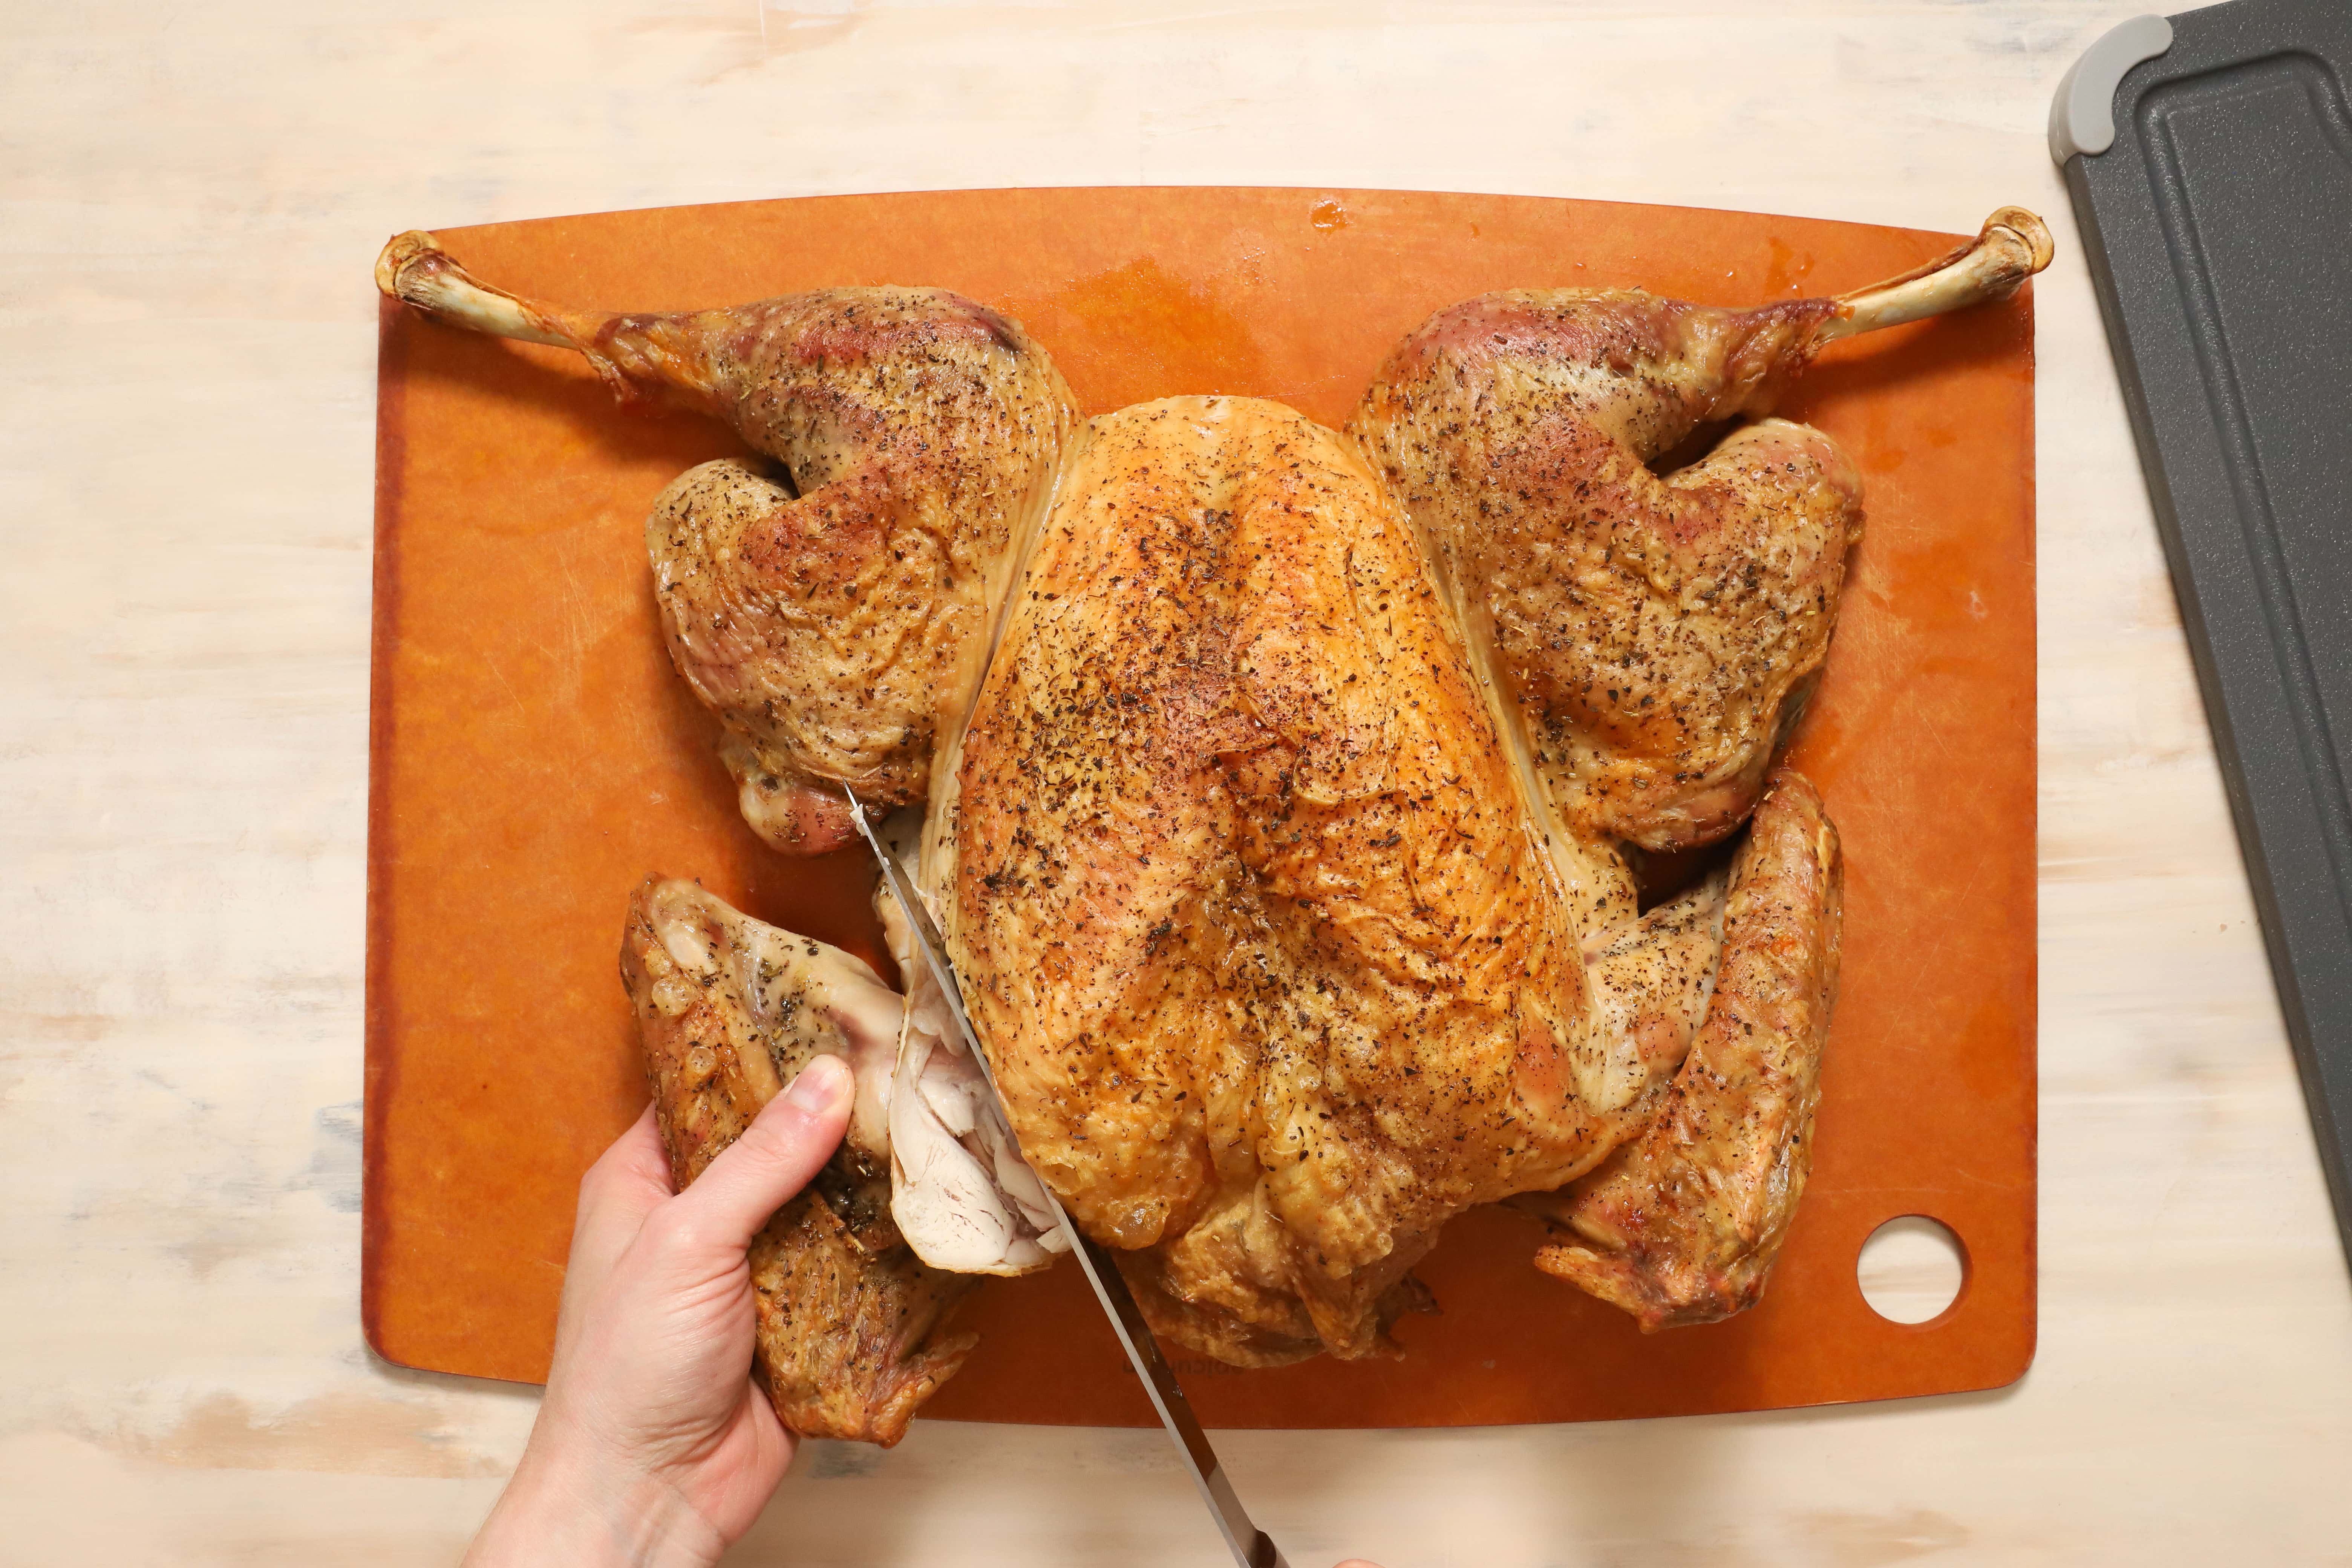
left=1351, top=208, right=2051, bottom=862
left=1820, top=206, right=2054, bottom=341
left=377, top=233, right=1077, bottom=853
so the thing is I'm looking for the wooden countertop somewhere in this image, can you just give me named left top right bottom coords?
left=5, top=1, right=2345, bottom=1561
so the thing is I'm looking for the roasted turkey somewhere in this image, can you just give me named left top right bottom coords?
left=378, top=206, right=2049, bottom=1442
left=946, top=395, right=1840, bottom=1363
left=617, top=878, right=974, bottom=1445
left=1352, top=207, right=2049, bottom=860
left=375, top=234, right=1075, bottom=855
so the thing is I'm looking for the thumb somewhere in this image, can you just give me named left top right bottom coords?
left=674, top=1054, right=854, bottom=1249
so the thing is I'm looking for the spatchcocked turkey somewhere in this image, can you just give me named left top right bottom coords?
left=378, top=207, right=2049, bottom=1443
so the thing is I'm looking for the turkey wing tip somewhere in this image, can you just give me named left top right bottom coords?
left=1531, top=1240, right=1752, bottom=1331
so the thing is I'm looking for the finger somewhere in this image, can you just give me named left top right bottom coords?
left=743, top=1371, right=795, bottom=1465
left=669, top=1055, right=853, bottom=1251
left=565, top=1104, right=671, bottom=1300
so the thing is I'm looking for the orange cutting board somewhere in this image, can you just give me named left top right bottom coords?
left=366, top=187, right=2035, bottom=1428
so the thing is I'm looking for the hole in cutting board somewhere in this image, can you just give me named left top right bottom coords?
left=1857, top=1215, right=1967, bottom=1323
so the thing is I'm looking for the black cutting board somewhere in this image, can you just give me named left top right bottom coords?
left=2057, top=0, right=2352, bottom=1273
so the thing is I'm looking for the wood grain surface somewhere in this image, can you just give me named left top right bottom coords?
left=366, top=187, right=2037, bottom=1429
left=5, top=1, right=2346, bottom=1563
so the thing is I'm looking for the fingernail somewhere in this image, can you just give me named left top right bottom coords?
left=784, top=1054, right=850, bottom=1115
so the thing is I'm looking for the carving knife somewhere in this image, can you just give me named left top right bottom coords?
left=844, top=788, right=1290, bottom=1568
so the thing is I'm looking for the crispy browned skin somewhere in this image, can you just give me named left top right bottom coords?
left=377, top=234, right=1075, bottom=853
left=620, top=878, right=976, bottom=1445
left=1521, top=771, right=1842, bottom=1329
left=1351, top=292, right=1863, bottom=854
left=949, top=397, right=1672, bottom=1363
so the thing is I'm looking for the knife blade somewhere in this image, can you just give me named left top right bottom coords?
left=843, top=788, right=1290, bottom=1568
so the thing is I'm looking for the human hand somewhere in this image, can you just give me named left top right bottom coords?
left=464, top=1055, right=854, bottom=1568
